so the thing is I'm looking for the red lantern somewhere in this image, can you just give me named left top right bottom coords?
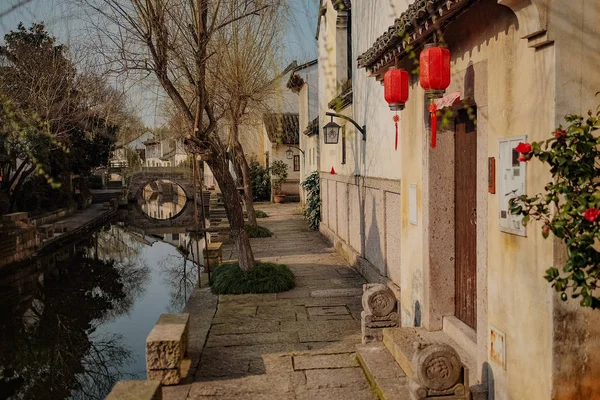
left=384, top=68, right=409, bottom=111
left=420, top=44, right=450, bottom=148
left=384, top=68, right=409, bottom=151
left=420, top=44, right=451, bottom=99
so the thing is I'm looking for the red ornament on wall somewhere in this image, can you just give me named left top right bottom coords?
left=384, top=68, right=409, bottom=111
left=420, top=44, right=451, bottom=99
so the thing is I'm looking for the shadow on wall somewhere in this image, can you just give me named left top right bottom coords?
left=414, top=300, right=421, bottom=327
left=365, top=199, right=383, bottom=273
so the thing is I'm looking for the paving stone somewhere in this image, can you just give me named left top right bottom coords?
left=311, top=288, right=363, bottom=297
left=161, top=384, right=191, bottom=400
left=106, top=380, right=162, bottom=400
left=295, top=387, right=376, bottom=400
left=293, top=353, right=359, bottom=370
left=307, top=305, right=349, bottom=317
left=304, top=367, right=369, bottom=390
left=256, top=305, right=298, bottom=320
left=282, top=319, right=361, bottom=342
left=295, top=305, right=308, bottom=321
left=210, top=320, right=280, bottom=335
left=218, top=293, right=278, bottom=304
left=214, top=304, right=257, bottom=317
left=205, top=331, right=298, bottom=348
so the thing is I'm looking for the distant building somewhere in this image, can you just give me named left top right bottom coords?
left=143, top=136, right=188, bottom=168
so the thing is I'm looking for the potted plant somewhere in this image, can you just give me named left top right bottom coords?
left=271, top=160, right=288, bottom=203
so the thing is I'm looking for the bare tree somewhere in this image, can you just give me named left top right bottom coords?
left=210, top=0, right=284, bottom=227
left=77, top=0, right=287, bottom=270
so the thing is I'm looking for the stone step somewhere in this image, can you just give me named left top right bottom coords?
left=356, top=343, right=410, bottom=399
left=382, top=327, right=477, bottom=386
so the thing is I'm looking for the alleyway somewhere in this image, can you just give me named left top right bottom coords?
left=169, top=203, right=376, bottom=400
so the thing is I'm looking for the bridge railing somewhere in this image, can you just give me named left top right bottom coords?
left=124, top=166, right=193, bottom=176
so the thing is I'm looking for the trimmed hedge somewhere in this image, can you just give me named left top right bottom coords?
left=210, top=262, right=295, bottom=294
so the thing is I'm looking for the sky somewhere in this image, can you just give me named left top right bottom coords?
left=0, top=0, right=319, bottom=128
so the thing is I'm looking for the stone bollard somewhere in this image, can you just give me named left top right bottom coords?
left=409, top=342, right=470, bottom=400
left=106, top=380, right=162, bottom=400
left=146, top=313, right=190, bottom=385
left=361, top=283, right=399, bottom=343
left=203, top=242, right=223, bottom=269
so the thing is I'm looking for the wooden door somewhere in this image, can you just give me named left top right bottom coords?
left=454, top=110, right=477, bottom=330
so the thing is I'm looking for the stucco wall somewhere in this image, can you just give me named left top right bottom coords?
left=315, top=0, right=600, bottom=399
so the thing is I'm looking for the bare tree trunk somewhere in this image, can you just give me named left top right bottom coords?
left=206, top=137, right=255, bottom=271
left=231, top=122, right=257, bottom=227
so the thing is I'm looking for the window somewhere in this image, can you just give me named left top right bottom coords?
left=172, top=233, right=179, bottom=240
left=293, top=155, right=300, bottom=171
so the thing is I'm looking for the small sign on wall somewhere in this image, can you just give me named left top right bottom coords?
left=490, top=326, right=506, bottom=369
left=409, top=184, right=418, bottom=225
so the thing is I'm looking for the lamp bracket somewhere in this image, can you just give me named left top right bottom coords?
left=325, top=112, right=366, bottom=141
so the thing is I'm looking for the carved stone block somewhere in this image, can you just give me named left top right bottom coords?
left=409, top=343, right=470, bottom=400
left=361, top=283, right=399, bottom=343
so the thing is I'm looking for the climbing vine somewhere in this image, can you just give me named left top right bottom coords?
left=510, top=108, right=600, bottom=308
left=301, top=171, right=321, bottom=230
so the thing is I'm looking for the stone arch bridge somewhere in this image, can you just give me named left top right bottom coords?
left=124, top=167, right=196, bottom=201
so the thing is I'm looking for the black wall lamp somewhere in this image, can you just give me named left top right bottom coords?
left=324, top=112, right=366, bottom=143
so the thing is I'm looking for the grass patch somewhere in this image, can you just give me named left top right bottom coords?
left=256, top=210, right=269, bottom=218
left=244, top=224, right=273, bottom=238
left=210, top=262, right=295, bottom=294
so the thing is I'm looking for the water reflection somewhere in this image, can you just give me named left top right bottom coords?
left=139, top=180, right=187, bottom=220
left=0, top=223, right=202, bottom=400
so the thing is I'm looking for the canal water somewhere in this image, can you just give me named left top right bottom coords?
left=0, top=181, right=207, bottom=399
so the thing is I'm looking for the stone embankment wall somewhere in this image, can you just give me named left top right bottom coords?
left=30, top=206, right=78, bottom=227
left=0, top=213, right=39, bottom=269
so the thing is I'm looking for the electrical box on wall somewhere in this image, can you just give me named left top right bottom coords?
left=498, top=136, right=526, bottom=236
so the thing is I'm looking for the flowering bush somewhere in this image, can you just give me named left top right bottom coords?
left=509, top=110, right=600, bottom=308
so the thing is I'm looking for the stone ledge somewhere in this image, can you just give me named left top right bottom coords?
left=106, top=380, right=162, bottom=400
left=356, top=343, right=409, bottom=400
left=382, top=327, right=477, bottom=386
left=442, top=316, right=477, bottom=363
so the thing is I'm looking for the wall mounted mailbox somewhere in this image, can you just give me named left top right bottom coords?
left=498, top=136, right=526, bottom=236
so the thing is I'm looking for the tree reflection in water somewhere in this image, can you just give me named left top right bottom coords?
left=160, top=235, right=200, bottom=313
left=0, top=227, right=151, bottom=400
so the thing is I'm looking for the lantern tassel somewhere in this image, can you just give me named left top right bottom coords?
left=393, top=114, right=399, bottom=151
left=429, top=103, right=438, bottom=148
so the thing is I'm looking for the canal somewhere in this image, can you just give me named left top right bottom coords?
left=0, top=180, right=207, bottom=400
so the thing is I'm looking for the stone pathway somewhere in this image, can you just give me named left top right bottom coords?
left=168, top=203, right=375, bottom=400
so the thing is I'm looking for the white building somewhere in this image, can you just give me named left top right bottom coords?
left=315, top=0, right=600, bottom=399
left=287, top=60, right=319, bottom=205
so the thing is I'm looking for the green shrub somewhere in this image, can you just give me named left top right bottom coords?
left=210, top=262, right=295, bottom=294
left=270, top=160, right=288, bottom=195
left=256, top=210, right=269, bottom=218
left=244, top=224, right=273, bottom=238
left=88, top=174, right=104, bottom=189
left=249, top=157, right=271, bottom=201
left=301, top=171, right=321, bottom=230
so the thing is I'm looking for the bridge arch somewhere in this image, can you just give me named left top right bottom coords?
left=125, top=167, right=196, bottom=202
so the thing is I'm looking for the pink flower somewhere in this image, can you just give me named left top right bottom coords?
left=515, top=142, right=532, bottom=154
left=584, top=208, right=600, bottom=222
